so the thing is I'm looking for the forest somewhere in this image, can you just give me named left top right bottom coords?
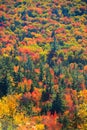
left=0, top=0, right=87, bottom=129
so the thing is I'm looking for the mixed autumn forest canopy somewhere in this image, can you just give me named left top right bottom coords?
left=0, top=0, right=87, bottom=129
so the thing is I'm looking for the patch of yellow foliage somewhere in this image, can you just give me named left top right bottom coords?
left=36, top=124, right=45, bottom=130
left=77, top=90, right=87, bottom=129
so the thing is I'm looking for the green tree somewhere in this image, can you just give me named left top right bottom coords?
left=51, top=92, right=66, bottom=114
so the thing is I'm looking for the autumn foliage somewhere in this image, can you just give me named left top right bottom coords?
left=0, top=0, right=87, bottom=129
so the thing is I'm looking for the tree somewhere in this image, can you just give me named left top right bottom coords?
left=51, top=92, right=66, bottom=114
left=0, top=56, right=15, bottom=96
left=39, top=62, right=44, bottom=81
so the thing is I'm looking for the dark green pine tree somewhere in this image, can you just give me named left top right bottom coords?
left=25, top=56, right=34, bottom=78
left=48, top=30, right=60, bottom=67
left=51, top=30, right=56, bottom=52
left=0, top=56, right=14, bottom=96
left=51, top=92, right=66, bottom=114
left=45, top=67, right=54, bottom=94
left=39, top=62, right=44, bottom=81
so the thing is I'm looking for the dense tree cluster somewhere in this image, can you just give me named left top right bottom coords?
left=0, top=0, right=87, bottom=129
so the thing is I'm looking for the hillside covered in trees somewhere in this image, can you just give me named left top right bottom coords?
left=0, top=0, right=87, bottom=129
